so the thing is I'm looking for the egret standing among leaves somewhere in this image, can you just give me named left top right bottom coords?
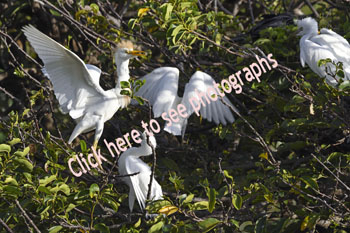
left=297, top=17, right=350, bottom=86
left=134, top=67, right=237, bottom=138
left=22, top=25, right=145, bottom=148
left=118, top=132, right=162, bottom=212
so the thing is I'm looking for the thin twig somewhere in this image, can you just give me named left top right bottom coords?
left=0, top=218, right=14, bottom=233
left=220, top=98, right=278, bottom=165
left=311, top=153, right=350, bottom=192
left=0, top=86, right=25, bottom=109
left=146, top=104, right=156, bottom=204
left=304, top=0, right=320, bottom=18
left=15, top=200, right=41, bottom=233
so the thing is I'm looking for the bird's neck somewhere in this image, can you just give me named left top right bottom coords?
left=139, top=140, right=153, bottom=156
left=304, top=26, right=318, bottom=36
left=116, top=58, right=130, bottom=88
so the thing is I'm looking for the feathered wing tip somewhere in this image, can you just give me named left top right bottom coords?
left=164, top=121, right=182, bottom=136
left=297, top=17, right=318, bottom=35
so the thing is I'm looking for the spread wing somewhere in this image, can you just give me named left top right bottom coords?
left=22, top=25, right=108, bottom=119
left=182, top=71, right=236, bottom=125
left=135, top=67, right=180, bottom=117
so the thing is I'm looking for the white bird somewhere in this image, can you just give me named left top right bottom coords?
left=118, top=132, right=162, bottom=212
left=22, top=25, right=145, bottom=148
left=297, top=17, right=350, bottom=87
left=134, top=67, right=237, bottom=137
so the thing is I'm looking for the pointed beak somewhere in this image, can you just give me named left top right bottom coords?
left=127, top=50, right=146, bottom=56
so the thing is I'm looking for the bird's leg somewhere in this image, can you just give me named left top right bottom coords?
left=92, top=140, right=103, bottom=170
left=181, top=119, right=188, bottom=144
left=92, top=118, right=105, bottom=170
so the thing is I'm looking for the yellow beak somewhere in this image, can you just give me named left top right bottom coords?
left=127, top=50, right=146, bottom=56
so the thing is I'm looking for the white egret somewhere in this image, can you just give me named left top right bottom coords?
left=22, top=25, right=145, bottom=148
left=134, top=67, right=237, bottom=137
left=118, top=132, right=162, bottom=212
left=297, top=17, right=350, bottom=86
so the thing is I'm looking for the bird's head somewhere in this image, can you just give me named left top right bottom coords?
left=140, top=131, right=157, bottom=149
left=113, top=40, right=145, bottom=62
left=296, top=17, right=318, bottom=36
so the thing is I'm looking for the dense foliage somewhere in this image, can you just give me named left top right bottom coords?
left=0, top=0, right=350, bottom=232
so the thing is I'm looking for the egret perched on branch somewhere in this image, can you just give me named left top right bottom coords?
left=22, top=25, right=145, bottom=148
left=118, top=132, right=162, bottom=212
left=134, top=67, right=237, bottom=137
left=297, top=17, right=350, bottom=86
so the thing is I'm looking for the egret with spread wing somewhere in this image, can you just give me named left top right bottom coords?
left=118, top=132, right=162, bottom=212
left=135, top=67, right=237, bottom=137
left=297, top=17, right=350, bottom=87
left=22, top=25, right=145, bottom=148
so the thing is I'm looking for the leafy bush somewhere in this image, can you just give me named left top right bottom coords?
left=0, top=0, right=349, bottom=232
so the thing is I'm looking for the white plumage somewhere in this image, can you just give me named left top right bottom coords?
left=135, top=67, right=237, bottom=136
left=118, top=132, right=162, bottom=212
left=297, top=17, right=350, bottom=86
left=22, top=25, right=144, bottom=147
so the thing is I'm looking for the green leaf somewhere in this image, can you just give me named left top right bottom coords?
left=66, top=203, right=76, bottom=213
left=49, top=9, right=61, bottom=17
left=148, top=221, right=164, bottom=233
left=90, top=183, right=100, bottom=198
left=171, top=25, right=184, bottom=37
left=134, top=218, right=141, bottom=228
left=183, top=193, right=194, bottom=204
left=39, top=175, right=57, bottom=187
left=80, top=140, right=87, bottom=152
left=198, top=218, right=221, bottom=232
left=239, top=221, right=253, bottom=231
left=161, top=3, right=173, bottom=21
left=90, top=3, right=99, bottom=14
left=0, top=144, right=11, bottom=153
left=102, top=196, right=120, bottom=212
left=94, top=223, right=110, bottom=233
left=3, top=185, right=21, bottom=197
left=223, top=170, right=233, bottom=181
left=4, top=177, right=18, bottom=186
left=232, top=194, right=243, bottom=210
left=48, top=226, right=63, bottom=233
left=120, top=90, right=131, bottom=96
left=13, top=158, right=33, bottom=171
left=50, top=183, right=70, bottom=195
left=8, top=138, right=21, bottom=146
left=301, top=176, right=319, bottom=190
left=38, top=186, right=52, bottom=195
left=120, top=81, right=130, bottom=88
left=14, top=147, right=30, bottom=157
left=208, top=188, right=216, bottom=213
left=134, top=96, right=145, bottom=105
left=193, top=201, right=209, bottom=210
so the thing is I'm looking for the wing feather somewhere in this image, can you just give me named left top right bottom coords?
left=182, top=71, right=235, bottom=125
left=23, top=25, right=107, bottom=119
left=301, top=36, right=344, bottom=86
left=312, top=32, right=350, bottom=65
left=125, top=157, right=147, bottom=210
left=135, top=67, right=180, bottom=117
